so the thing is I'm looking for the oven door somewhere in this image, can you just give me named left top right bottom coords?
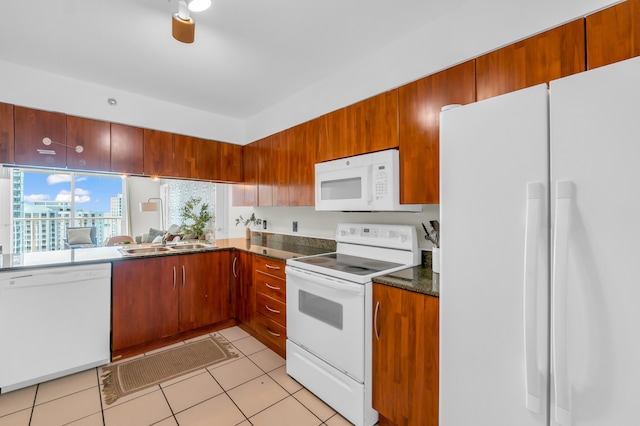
left=286, top=265, right=366, bottom=383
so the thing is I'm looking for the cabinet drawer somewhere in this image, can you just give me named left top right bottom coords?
left=256, top=292, right=286, bottom=326
left=254, top=256, right=286, bottom=280
left=255, top=271, right=286, bottom=302
left=254, top=313, right=286, bottom=350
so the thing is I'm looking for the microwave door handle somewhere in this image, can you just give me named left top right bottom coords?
left=367, top=164, right=373, bottom=204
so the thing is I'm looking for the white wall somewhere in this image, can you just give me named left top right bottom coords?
left=0, top=60, right=244, bottom=144
left=227, top=191, right=440, bottom=251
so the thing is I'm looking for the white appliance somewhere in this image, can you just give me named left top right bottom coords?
left=439, top=56, right=640, bottom=426
left=286, top=223, right=420, bottom=426
left=0, top=263, right=111, bottom=392
left=315, top=149, right=422, bottom=212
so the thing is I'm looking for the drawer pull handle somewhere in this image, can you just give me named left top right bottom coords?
left=266, top=328, right=281, bottom=337
left=265, top=305, right=280, bottom=314
left=265, top=283, right=281, bottom=291
left=265, top=264, right=281, bottom=270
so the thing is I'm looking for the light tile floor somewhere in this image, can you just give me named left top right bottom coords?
left=0, top=326, right=355, bottom=426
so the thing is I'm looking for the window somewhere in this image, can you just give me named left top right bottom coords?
left=10, top=168, right=124, bottom=253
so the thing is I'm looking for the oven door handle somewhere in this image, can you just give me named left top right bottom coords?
left=285, top=266, right=365, bottom=295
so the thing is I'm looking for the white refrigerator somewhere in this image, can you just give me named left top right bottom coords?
left=439, top=56, right=640, bottom=426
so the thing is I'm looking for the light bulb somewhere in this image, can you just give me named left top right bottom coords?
left=188, top=0, right=211, bottom=12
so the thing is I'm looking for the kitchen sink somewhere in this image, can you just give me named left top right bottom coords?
left=167, top=243, right=210, bottom=251
left=120, top=247, right=172, bottom=255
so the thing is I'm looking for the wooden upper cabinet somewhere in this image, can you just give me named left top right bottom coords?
left=319, top=90, right=398, bottom=162
left=232, top=142, right=259, bottom=206
left=0, top=103, right=14, bottom=164
left=197, top=139, right=244, bottom=182
left=172, top=134, right=198, bottom=179
left=288, top=118, right=321, bottom=206
left=143, top=129, right=173, bottom=177
left=218, top=142, right=243, bottom=183
left=476, top=19, right=586, bottom=101
left=257, top=135, right=274, bottom=206
left=66, top=115, right=110, bottom=171
left=586, top=0, right=640, bottom=69
left=111, top=123, right=143, bottom=175
left=14, top=106, right=67, bottom=168
left=399, top=60, right=476, bottom=205
left=272, top=131, right=290, bottom=206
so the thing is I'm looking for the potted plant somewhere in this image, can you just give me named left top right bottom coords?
left=179, top=197, right=213, bottom=240
left=235, top=213, right=262, bottom=239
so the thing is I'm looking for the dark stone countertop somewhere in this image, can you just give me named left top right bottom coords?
left=373, top=265, right=439, bottom=298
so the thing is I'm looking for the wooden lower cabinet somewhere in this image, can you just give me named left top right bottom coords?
left=253, top=256, right=287, bottom=356
left=372, top=283, right=439, bottom=426
left=112, top=251, right=232, bottom=357
left=234, top=250, right=255, bottom=324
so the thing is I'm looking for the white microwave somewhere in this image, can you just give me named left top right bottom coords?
left=314, top=149, right=421, bottom=212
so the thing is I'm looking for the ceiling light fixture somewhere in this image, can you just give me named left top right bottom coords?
left=172, top=0, right=211, bottom=44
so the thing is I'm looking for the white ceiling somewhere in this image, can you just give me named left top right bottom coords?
left=0, top=0, right=468, bottom=120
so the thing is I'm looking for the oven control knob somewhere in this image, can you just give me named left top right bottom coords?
left=386, top=230, right=396, bottom=238
left=400, top=234, right=407, bottom=242
left=349, top=228, right=355, bottom=234
left=339, top=230, right=347, bottom=237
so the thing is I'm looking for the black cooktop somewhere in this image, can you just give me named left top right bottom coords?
left=293, top=252, right=403, bottom=276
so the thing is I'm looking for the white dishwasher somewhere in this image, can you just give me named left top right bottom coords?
left=0, top=263, right=111, bottom=393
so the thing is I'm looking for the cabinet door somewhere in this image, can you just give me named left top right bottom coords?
left=320, top=90, right=398, bottom=162
left=14, top=106, right=67, bottom=168
left=257, top=135, right=274, bottom=206
left=111, top=123, right=143, bottom=174
left=0, top=103, right=14, bottom=164
left=586, top=0, right=640, bottom=69
left=232, top=143, right=258, bottom=206
left=219, top=141, right=243, bottom=183
left=288, top=118, right=320, bottom=206
left=372, top=284, right=439, bottom=426
left=476, top=19, right=585, bottom=101
left=196, top=138, right=219, bottom=181
left=273, top=131, right=290, bottom=206
left=399, top=61, right=476, bottom=205
left=179, top=251, right=231, bottom=332
left=66, top=115, right=111, bottom=171
left=234, top=250, right=254, bottom=324
left=143, top=129, right=173, bottom=177
left=172, top=134, right=198, bottom=179
left=112, top=258, right=179, bottom=351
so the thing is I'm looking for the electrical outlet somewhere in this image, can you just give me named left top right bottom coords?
left=293, top=221, right=298, bottom=232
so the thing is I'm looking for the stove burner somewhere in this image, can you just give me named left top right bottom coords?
left=292, top=252, right=403, bottom=276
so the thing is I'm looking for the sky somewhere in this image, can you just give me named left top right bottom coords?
left=22, top=171, right=124, bottom=213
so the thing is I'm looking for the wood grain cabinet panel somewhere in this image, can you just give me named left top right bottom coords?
left=143, top=129, right=173, bottom=177
left=586, top=0, right=640, bottom=69
left=196, top=138, right=220, bottom=181
left=0, top=103, right=14, bottom=164
left=319, top=90, right=398, bottom=162
left=218, top=142, right=244, bottom=183
left=112, top=257, right=180, bottom=352
left=257, top=135, right=275, bottom=206
left=232, top=143, right=259, bottom=206
left=111, top=123, right=143, bottom=174
left=372, top=284, right=439, bottom=426
left=288, top=118, right=320, bottom=206
left=14, top=106, right=67, bottom=168
left=399, top=60, right=476, bottom=205
left=234, top=250, right=255, bottom=324
left=179, top=251, right=231, bottom=332
left=272, top=130, right=290, bottom=206
left=252, top=255, right=287, bottom=356
left=476, top=19, right=586, bottom=101
left=172, top=134, right=198, bottom=179
left=66, top=115, right=111, bottom=171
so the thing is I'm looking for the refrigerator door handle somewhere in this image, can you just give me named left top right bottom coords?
left=552, top=180, right=574, bottom=426
left=524, top=182, right=543, bottom=413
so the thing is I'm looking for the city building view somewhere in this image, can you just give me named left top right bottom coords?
left=10, top=169, right=124, bottom=253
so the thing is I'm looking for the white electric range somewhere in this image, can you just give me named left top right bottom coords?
left=285, top=223, right=420, bottom=426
